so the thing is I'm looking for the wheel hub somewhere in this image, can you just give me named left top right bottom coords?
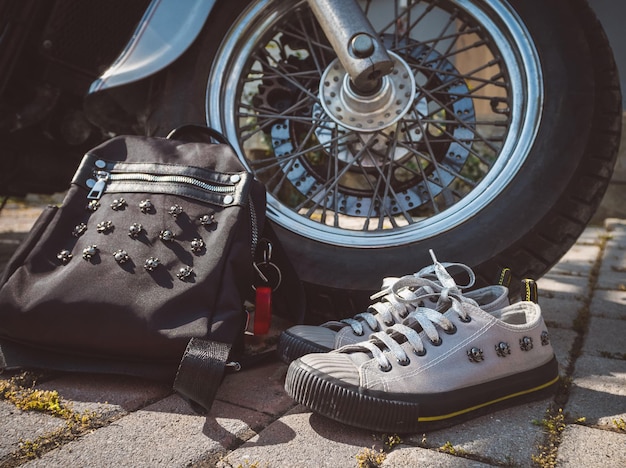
left=312, top=102, right=425, bottom=168
left=319, top=51, right=416, bottom=132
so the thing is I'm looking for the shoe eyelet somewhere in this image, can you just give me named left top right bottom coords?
left=384, top=320, right=394, bottom=327
left=399, top=311, right=408, bottom=319
left=460, top=315, right=472, bottom=323
left=397, top=357, right=410, bottom=366
left=355, top=330, right=364, bottom=337
left=413, top=348, right=427, bottom=357
left=430, top=337, right=443, bottom=346
left=379, top=363, right=392, bottom=372
left=443, top=324, right=457, bottom=335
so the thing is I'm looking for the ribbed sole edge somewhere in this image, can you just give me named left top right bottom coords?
left=276, top=330, right=332, bottom=364
left=285, top=358, right=560, bottom=433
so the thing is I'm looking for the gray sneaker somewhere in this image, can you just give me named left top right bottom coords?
left=284, top=293, right=559, bottom=432
left=277, top=251, right=510, bottom=364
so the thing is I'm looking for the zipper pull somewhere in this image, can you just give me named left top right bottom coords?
left=87, top=171, right=110, bottom=200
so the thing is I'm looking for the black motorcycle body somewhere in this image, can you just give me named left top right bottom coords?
left=1, top=0, right=622, bottom=319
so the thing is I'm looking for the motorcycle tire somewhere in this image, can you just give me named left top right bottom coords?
left=146, top=0, right=621, bottom=321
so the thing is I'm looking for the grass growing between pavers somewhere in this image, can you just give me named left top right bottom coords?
left=355, top=432, right=508, bottom=467
left=438, top=440, right=469, bottom=457
left=531, top=231, right=608, bottom=467
left=1, top=373, right=71, bottom=419
left=531, top=408, right=567, bottom=467
left=0, top=371, right=108, bottom=467
left=355, top=446, right=387, bottom=468
left=353, top=433, right=404, bottom=468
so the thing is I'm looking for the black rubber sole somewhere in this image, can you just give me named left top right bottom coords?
left=276, top=329, right=332, bottom=364
left=285, top=356, right=559, bottom=433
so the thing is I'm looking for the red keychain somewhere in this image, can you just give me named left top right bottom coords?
left=253, top=241, right=282, bottom=335
left=254, top=286, right=272, bottom=335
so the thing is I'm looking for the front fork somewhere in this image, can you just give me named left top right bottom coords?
left=306, top=0, right=393, bottom=94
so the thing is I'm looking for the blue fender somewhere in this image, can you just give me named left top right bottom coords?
left=89, top=0, right=217, bottom=94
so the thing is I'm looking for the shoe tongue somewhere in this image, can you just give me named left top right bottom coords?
left=322, top=320, right=351, bottom=332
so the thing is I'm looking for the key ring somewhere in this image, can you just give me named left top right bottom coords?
left=253, top=240, right=281, bottom=290
left=253, top=261, right=282, bottom=291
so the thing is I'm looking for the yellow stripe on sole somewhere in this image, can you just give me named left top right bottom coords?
left=417, top=375, right=559, bottom=423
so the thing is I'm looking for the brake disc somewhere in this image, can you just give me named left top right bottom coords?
left=266, top=40, right=476, bottom=218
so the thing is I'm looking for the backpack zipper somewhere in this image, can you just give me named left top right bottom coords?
left=87, top=171, right=237, bottom=200
left=86, top=167, right=259, bottom=257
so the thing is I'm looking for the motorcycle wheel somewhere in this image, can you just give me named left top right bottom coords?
left=147, top=0, right=621, bottom=320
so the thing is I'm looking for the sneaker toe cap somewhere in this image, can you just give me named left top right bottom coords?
left=299, top=352, right=361, bottom=387
left=286, top=325, right=338, bottom=350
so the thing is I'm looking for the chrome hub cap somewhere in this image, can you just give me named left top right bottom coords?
left=319, top=52, right=416, bottom=132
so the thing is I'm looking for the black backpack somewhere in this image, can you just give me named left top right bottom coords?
left=0, top=125, right=305, bottom=413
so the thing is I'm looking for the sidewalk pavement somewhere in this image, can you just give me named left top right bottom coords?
left=0, top=200, right=625, bottom=467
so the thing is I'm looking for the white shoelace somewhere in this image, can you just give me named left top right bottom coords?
left=339, top=250, right=475, bottom=336
left=344, top=294, right=470, bottom=371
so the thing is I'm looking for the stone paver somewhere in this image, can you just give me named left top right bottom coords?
left=216, top=407, right=384, bottom=468
left=537, top=272, right=590, bottom=301
left=582, top=316, right=626, bottom=358
left=0, top=401, right=66, bottom=461
left=548, top=327, right=579, bottom=371
left=215, top=361, right=295, bottom=417
left=597, top=240, right=626, bottom=291
left=556, top=424, right=626, bottom=467
left=382, top=447, right=493, bottom=468
left=539, top=294, right=584, bottom=329
left=549, top=243, right=601, bottom=277
left=22, top=396, right=272, bottom=468
left=36, top=373, right=171, bottom=417
left=405, top=400, right=550, bottom=467
left=590, top=289, right=626, bottom=319
left=605, top=219, right=626, bottom=247
left=567, top=354, right=626, bottom=426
